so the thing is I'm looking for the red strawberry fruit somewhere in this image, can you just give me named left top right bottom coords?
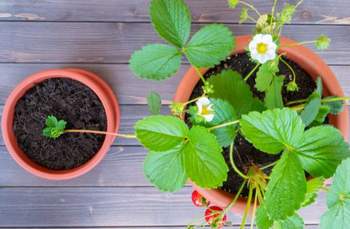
left=191, top=190, right=209, bottom=207
left=204, top=206, right=227, bottom=229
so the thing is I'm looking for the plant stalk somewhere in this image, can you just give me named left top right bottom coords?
left=229, top=143, right=249, bottom=180
left=64, top=129, right=137, bottom=139
left=244, top=64, right=260, bottom=81
left=208, top=120, right=240, bottom=131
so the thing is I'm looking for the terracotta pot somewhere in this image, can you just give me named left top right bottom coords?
left=174, top=35, right=349, bottom=214
left=1, top=68, right=120, bottom=180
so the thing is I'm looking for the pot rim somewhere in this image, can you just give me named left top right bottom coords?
left=174, top=35, right=349, bottom=214
left=1, top=68, right=120, bottom=180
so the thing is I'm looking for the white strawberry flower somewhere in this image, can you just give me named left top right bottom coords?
left=249, top=34, right=277, bottom=64
left=196, top=97, right=214, bottom=122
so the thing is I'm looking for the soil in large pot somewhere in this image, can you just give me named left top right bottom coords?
left=187, top=53, right=317, bottom=196
left=13, top=78, right=107, bottom=170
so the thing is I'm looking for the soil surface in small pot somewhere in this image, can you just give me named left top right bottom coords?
left=187, top=53, right=317, bottom=196
left=13, top=78, right=107, bottom=170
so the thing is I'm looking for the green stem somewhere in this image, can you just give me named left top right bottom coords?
left=194, top=66, right=206, bottom=83
left=240, top=1, right=261, bottom=16
left=290, top=104, right=305, bottom=111
left=224, top=180, right=248, bottom=213
left=281, top=40, right=316, bottom=48
left=248, top=15, right=257, bottom=23
left=287, top=96, right=350, bottom=106
left=240, top=186, right=253, bottom=229
left=260, top=161, right=277, bottom=170
left=250, top=190, right=259, bottom=229
left=244, top=64, right=260, bottom=81
left=64, top=129, right=137, bottom=139
left=229, top=143, right=249, bottom=180
left=280, top=57, right=297, bottom=83
left=208, top=120, right=240, bottom=131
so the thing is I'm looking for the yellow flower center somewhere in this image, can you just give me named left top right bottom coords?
left=257, top=42, right=268, bottom=54
left=201, top=105, right=212, bottom=115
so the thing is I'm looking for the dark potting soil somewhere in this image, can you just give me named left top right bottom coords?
left=13, top=78, right=107, bottom=170
left=187, top=53, right=317, bottom=196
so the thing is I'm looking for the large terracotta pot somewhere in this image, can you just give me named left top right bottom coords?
left=1, top=68, right=120, bottom=180
left=174, top=35, right=349, bottom=214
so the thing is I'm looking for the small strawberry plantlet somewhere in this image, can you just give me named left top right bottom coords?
left=42, top=0, right=350, bottom=228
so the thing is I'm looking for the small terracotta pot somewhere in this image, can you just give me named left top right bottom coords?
left=174, top=35, right=349, bottom=214
left=1, top=68, right=120, bottom=180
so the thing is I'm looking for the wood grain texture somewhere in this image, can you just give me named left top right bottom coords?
left=0, top=186, right=327, bottom=227
left=1, top=23, right=350, bottom=64
left=0, top=0, right=349, bottom=25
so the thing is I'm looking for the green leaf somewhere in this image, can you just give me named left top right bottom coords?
left=296, top=125, right=350, bottom=178
left=264, top=75, right=284, bottom=109
left=45, top=115, right=58, bottom=127
left=129, top=44, right=182, bottom=80
left=147, top=91, right=162, bottom=115
left=321, top=158, right=350, bottom=229
left=239, top=7, right=249, bottom=24
left=302, top=177, right=325, bottom=207
left=316, top=77, right=323, bottom=96
left=255, top=59, right=279, bottom=92
left=256, top=205, right=273, bottom=229
left=208, top=70, right=265, bottom=116
left=315, top=35, right=331, bottom=50
left=150, top=0, right=191, bottom=47
left=144, top=145, right=187, bottom=192
left=209, top=99, right=238, bottom=147
left=42, top=115, right=67, bottom=139
left=185, top=24, right=234, bottom=68
left=264, top=152, right=307, bottom=220
left=312, top=105, right=331, bottom=125
left=135, top=115, right=188, bottom=151
left=323, top=96, right=344, bottom=115
left=183, top=126, right=228, bottom=188
left=273, top=214, right=304, bottom=229
left=240, top=108, right=304, bottom=154
left=300, top=92, right=322, bottom=126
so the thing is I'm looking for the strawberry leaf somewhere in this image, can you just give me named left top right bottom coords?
left=150, top=0, right=191, bottom=47
left=302, top=177, right=325, bottom=207
left=321, top=158, right=350, bottom=229
left=129, top=44, right=182, bottom=80
left=240, top=108, right=304, bottom=154
left=264, top=75, right=284, bottom=109
left=323, top=96, right=344, bottom=115
left=135, top=115, right=189, bottom=151
left=300, top=92, right=322, bottom=126
left=296, top=126, right=350, bottom=178
left=144, top=144, right=187, bottom=192
left=256, top=204, right=273, bottom=229
left=264, top=152, right=307, bottom=220
left=185, top=24, right=234, bottom=67
left=183, top=126, right=228, bottom=188
left=208, top=70, right=265, bottom=116
left=255, top=59, right=279, bottom=92
left=273, top=214, right=304, bottom=229
left=42, top=115, right=67, bottom=139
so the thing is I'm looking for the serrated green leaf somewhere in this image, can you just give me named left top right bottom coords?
left=129, top=44, right=182, bottom=80
left=312, top=105, right=330, bottom=125
left=150, top=0, right=191, bottom=47
left=256, top=205, right=273, bottom=229
left=208, top=70, right=265, bottom=116
left=273, top=214, right=304, bottom=229
left=321, top=158, right=350, bottom=229
left=296, top=125, right=350, bottom=178
left=264, top=152, right=307, bottom=220
left=185, top=24, right=234, bottom=67
left=240, top=108, right=304, bottom=154
left=43, top=115, right=67, bottom=139
left=209, top=99, right=238, bottom=147
left=300, top=92, right=321, bottom=126
left=316, top=77, right=323, bottom=96
left=147, top=91, right=162, bottom=115
left=264, top=75, right=284, bottom=109
left=302, top=177, right=325, bottom=207
left=46, top=115, right=58, bottom=127
left=144, top=144, right=187, bottom=192
left=255, top=59, right=279, bottom=92
left=323, top=96, right=344, bottom=115
left=183, top=126, right=228, bottom=188
left=135, top=115, right=188, bottom=151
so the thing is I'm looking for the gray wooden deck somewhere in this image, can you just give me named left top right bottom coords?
left=0, top=0, right=349, bottom=228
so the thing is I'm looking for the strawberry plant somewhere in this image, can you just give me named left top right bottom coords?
left=42, top=0, right=350, bottom=228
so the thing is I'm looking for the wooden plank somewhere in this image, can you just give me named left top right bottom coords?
left=0, top=186, right=326, bottom=227
left=0, top=226, right=318, bottom=229
left=0, top=146, right=152, bottom=186
left=0, top=23, right=349, bottom=64
left=0, top=0, right=349, bottom=25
